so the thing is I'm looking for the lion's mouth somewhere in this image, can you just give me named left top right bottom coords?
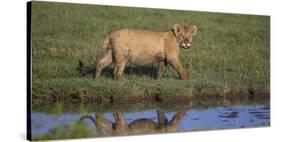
left=181, top=43, right=191, bottom=49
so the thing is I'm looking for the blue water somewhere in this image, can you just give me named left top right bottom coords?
left=31, top=104, right=270, bottom=138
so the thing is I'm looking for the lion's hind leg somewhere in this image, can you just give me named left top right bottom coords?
left=113, top=62, right=126, bottom=80
left=95, top=49, right=113, bottom=79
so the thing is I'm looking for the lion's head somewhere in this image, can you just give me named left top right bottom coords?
left=173, top=24, right=197, bottom=49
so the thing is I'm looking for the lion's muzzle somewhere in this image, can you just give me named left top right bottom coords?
left=181, top=43, right=191, bottom=49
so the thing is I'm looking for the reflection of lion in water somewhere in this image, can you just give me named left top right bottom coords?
left=80, top=111, right=186, bottom=135
left=78, top=24, right=197, bottom=80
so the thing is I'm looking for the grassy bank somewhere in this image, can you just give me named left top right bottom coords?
left=31, top=2, right=270, bottom=100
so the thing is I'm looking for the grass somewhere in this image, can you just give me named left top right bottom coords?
left=31, top=1, right=270, bottom=100
left=32, top=120, right=102, bottom=140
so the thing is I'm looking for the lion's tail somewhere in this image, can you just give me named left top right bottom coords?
left=101, top=36, right=111, bottom=49
left=77, top=37, right=111, bottom=76
left=77, top=60, right=96, bottom=76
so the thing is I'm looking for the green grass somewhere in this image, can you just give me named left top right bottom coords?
left=32, top=120, right=102, bottom=140
left=31, top=1, right=270, bottom=99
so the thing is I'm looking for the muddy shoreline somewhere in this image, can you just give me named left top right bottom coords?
left=32, top=92, right=270, bottom=113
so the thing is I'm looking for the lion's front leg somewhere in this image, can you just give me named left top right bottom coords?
left=168, top=58, right=188, bottom=80
left=113, top=112, right=129, bottom=135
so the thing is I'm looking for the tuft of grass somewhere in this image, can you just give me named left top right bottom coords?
left=31, top=1, right=270, bottom=98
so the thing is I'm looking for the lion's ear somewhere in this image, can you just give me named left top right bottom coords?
left=191, top=25, right=197, bottom=36
left=173, top=24, right=182, bottom=36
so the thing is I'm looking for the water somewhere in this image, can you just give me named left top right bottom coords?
left=31, top=103, right=270, bottom=139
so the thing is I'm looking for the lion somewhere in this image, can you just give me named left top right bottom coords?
left=80, top=110, right=186, bottom=135
left=78, top=24, right=197, bottom=80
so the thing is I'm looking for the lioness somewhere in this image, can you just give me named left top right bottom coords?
left=79, top=24, right=197, bottom=80
left=80, top=110, right=186, bottom=135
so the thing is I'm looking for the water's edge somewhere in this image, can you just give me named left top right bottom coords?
left=31, top=103, right=270, bottom=140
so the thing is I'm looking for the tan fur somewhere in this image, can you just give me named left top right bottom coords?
left=80, top=24, right=198, bottom=79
